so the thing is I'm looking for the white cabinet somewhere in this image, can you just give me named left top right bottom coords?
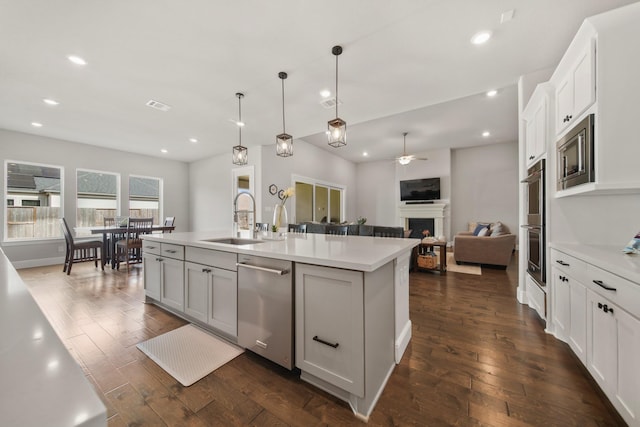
left=143, top=242, right=184, bottom=311
left=523, top=84, right=549, bottom=166
left=184, top=247, right=237, bottom=337
left=296, top=263, right=364, bottom=396
left=555, top=39, right=595, bottom=135
left=550, top=246, right=640, bottom=426
left=550, top=267, right=570, bottom=340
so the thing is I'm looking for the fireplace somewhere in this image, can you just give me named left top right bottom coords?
left=407, top=218, right=434, bottom=239
left=398, top=203, right=446, bottom=239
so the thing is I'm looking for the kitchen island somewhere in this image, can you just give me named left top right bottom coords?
left=141, top=230, right=417, bottom=420
left=0, top=249, right=107, bottom=427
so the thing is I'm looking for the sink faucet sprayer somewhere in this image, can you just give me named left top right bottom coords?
left=233, top=191, right=257, bottom=239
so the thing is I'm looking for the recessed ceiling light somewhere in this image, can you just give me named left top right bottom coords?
left=471, top=31, right=492, bottom=45
left=320, top=89, right=331, bottom=98
left=161, top=149, right=168, bottom=153
left=363, top=152, right=368, bottom=157
left=189, top=138, right=198, bottom=143
left=43, top=98, right=59, bottom=106
left=486, top=89, right=498, bottom=97
left=482, top=131, right=490, bottom=137
left=67, top=55, right=87, bottom=65
left=31, top=122, right=43, bottom=127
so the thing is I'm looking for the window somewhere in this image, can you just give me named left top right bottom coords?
left=5, top=161, right=63, bottom=241
left=293, top=176, right=344, bottom=224
left=76, top=169, right=119, bottom=230
left=129, top=175, right=161, bottom=224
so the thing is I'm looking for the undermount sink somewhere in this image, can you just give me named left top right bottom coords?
left=201, top=237, right=264, bottom=245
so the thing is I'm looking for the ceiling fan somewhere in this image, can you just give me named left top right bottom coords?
left=396, top=132, right=427, bottom=165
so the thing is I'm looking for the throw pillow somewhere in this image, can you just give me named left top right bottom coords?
left=473, top=223, right=489, bottom=236
left=477, top=226, right=490, bottom=237
left=490, top=221, right=509, bottom=236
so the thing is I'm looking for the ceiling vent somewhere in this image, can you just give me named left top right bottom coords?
left=320, top=97, right=343, bottom=109
left=145, top=99, right=171, bottom=112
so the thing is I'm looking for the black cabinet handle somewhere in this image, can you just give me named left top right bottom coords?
left=598, top=302, right=603, bottom=309
left=313, top=335, right=339, bottom=349
left=201, top=268, right=211, bottom=273
left=593, top=280, right=616, bottom=292
left=603, top=304, right=614, bottom=314
left=155, top=257, right=163, bottom=262
left=556, top=260, right=570, bottom=266
left=529, top=155, right=534, bottom=160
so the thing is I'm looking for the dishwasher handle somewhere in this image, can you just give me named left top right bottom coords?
left=236, top=262, right=289, bottom=275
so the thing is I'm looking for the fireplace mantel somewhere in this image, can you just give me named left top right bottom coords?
left=398, top=203, right=446, bottom=238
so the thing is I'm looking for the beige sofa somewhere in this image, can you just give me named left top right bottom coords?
left=453, top=221, right=516, bottom=268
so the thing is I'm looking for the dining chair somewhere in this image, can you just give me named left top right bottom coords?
left=60, top=218, right=103, bottom=275
left=163, top=216, right=175, bottom=233
left=373, top=226, right=404, bottom=238
left=115, top=217, right=153, bottom=270
left=288, top=223, right=307, bottom=234
left=255, top=222, right=269, bottom=232
left=325, top=225, right=349, bottom=236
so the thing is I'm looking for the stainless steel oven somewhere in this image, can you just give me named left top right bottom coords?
left=557, top=114, right=594, bottom=191
left=522, top=159, right=545, bottom=286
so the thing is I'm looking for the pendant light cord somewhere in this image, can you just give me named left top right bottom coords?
left=238, top=94, right=242, bottom=147
left=281, top=78, right=286, bottom=132
left=335, top=53, right=339, bottom=118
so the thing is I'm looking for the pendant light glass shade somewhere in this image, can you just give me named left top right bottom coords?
left=327, top=45, right=346, bottom=148
left=276, top=72, right=293, bottom=157
left=232, top=92, right=248, bottom=165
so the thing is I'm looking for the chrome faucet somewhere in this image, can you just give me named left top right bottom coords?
left=233, top=191, right=257, bottom=239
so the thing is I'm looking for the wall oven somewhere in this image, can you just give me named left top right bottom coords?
left=557, top=113, right=594, bottom=191
left=522, top=159, right=545, bottom=286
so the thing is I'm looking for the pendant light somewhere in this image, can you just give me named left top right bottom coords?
left=276, top=72, right=293, bottom=157
left=232, top=92, right=248, bottom=165
left=327, top=45, right=346, bottom=148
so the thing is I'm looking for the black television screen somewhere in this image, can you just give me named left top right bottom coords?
left=400, top=177, right=440, bottom=201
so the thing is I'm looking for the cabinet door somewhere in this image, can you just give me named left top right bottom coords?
left=143, top=252, right=161, bottom=300
left=572, top=40, right=596, bottom=121
left=551, top=267, right=570, bottom=341
left=208, top=267, right=237, bottom=337
left=295, top=263, right=364, bottom=397
left=568, top=278, right=587, bottom=363
left=161, top=257, right=185, bottom=311
left=533, top=102, right=546, bottom=160
left=556, top=77, right=573, bottom=134
left=184, top=262, right=209, bottom=322
left=614, top=306, right=640, bottom=424
left=525, top=118, right=537, bottom=164
left=586, top=290, right=616, bottom=393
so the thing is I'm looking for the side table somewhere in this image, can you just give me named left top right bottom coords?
left=415, top=240, right=447, bottom=273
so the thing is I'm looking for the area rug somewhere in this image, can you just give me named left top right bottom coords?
left=137, top=324, right=243, bottom=386
left=446, top=253, right=482, bottom=275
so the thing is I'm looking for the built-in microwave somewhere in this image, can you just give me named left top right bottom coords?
left=557, top=114, right=594, bottom=191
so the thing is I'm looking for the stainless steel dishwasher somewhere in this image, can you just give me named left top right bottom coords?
left=237, top=254, right=294, bottom=369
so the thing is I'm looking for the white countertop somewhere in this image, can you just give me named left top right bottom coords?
left=143, top=231, right=418, bottom=272
left=550, top=242, right=640, bottom=285
left=0, top=249, right=106, bottom=427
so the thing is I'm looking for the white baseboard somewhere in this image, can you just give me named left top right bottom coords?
left=12, top=256, right=65, bottom=270
left=395, top=320, right=412, bottom=363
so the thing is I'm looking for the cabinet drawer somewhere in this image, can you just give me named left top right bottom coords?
left=160, top=243, right=184, bottom=260
left=142, top=241, right=161, bottom=255
left=185, top=246, right=237, bottom=271
left=585, top=263, right=640, bottom=317
left=550, top=249, right=587, bottom=281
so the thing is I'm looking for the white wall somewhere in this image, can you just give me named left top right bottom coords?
left=0, top=129, right=189, bottom=266
left=260, top=140, right=357, bottom=225
left=356, top=148, right=452, bottom=237
left=451, top=142, right=519, bottom=240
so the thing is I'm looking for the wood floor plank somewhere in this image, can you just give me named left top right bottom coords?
left=17, top=256, right=626, bottom=426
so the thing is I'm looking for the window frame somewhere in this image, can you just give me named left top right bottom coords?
left=291, top=174, right=345, bottom=224
left=75, top=168, right=121, bottom=233
left=128, top=174, right=163, bottom=225
left=4, top=159, right=64, bottom=243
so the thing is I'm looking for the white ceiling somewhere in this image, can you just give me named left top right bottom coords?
left=1, top=0, right=637, bottom=163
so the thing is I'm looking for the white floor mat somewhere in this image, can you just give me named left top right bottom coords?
left=137, top=324, right=243, bottom=386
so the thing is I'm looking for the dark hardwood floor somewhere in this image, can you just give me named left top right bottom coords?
left=17, top=256, right=625, bottom=426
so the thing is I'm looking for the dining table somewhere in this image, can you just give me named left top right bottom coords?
left=91, top=225, right=175, bottom=268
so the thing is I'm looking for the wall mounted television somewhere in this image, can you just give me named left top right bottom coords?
left=400, top=177, right=441, bottom=201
